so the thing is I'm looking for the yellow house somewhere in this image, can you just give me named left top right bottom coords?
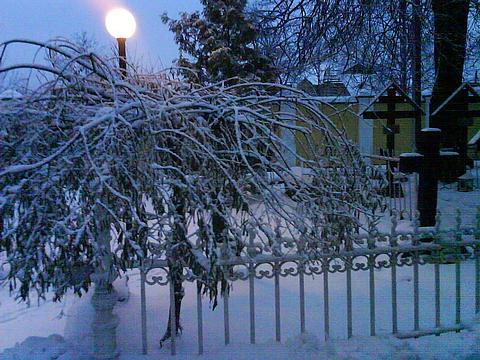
left=291, top=80, right=480, bottom=163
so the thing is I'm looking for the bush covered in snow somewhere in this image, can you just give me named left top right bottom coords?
left=0, top=39, right=383, bottom=305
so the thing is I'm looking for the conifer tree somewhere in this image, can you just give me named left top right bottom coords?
left=161, top=2, right=277, bottom=342
left=162, top=0, right=276, bottom=84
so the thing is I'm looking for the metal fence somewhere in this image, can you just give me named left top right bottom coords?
left=365, top=155, right=417, bottom=220
left=387, top=172, right=417, bottom=220
left=371, top=157, right=480, bottom=219
left=136, top=209, right=480, bottom=356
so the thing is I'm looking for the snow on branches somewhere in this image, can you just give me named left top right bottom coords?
left=0, top=39, right=383, bottom=302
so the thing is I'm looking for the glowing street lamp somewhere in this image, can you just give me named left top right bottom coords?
left=105, top=8, right=136, bottom=78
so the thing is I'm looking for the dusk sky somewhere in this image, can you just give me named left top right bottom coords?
left=0, top=0, right=202, bottom=70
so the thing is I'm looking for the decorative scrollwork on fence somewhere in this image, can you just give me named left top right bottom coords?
left=304, top=261, right=322, bottom=276
left=324, top=257, right=348, bottom=273
left=222, top=264, right=249, bottom=281
left=396, top=252, right=415, bottom=267
left=136, top=209, right=480, bottom=289
left=351, top=255, right=370, bottom=271
left=254, top=262, right=275, bottom=279
left=144, top=266, right=170, bottom=286
left=373, top=253, right=392, bottom=269
left=279, top=261, right=300, bottom=277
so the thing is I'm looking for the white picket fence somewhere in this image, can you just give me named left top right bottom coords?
left=135, top=209, right=480, bottom=356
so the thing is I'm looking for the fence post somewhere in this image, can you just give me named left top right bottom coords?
left=390, top=212, right=398, bottom=334
left=247, top=226, right=257, bottom=344
left=274, top=262, right=281, bottom=342
left=367, top=226, right=376, bottom=336
left=298, top=232, right=306, bottom=334
left=346, top=254, right=353, bottom=338
left=412, top=214, right=420, bottom=332
left=434, top=211, right=442, bottom=331
left=220, top=242, right=231, bottom=346
left=455, top=210, right=462, bottom=329
left=169, top=278, right=177, bottom=355
left=476, top=207, right=480, bottom=314
left=140, top=267, right=147, bottom=354
left=323, top=258, right=330, bottom=341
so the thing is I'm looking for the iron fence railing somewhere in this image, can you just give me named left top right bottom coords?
left=369, top=157, right=479, bottom=221
left=134, top=209, right=480, bottom=356
left=365, top=158, right=417, bottom=220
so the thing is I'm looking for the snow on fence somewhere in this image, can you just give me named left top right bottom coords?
left=136, top=209, right=480, bottom=356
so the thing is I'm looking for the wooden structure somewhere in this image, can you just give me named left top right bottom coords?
left=457, top=173, right=474, bottom=192
left=399, top=128, right=459, bottom=226
left=360, top=83, right=424, bottom=157
left=468, top=129, right=480, bottom=159
left=431, top=82, right=480, bottom=172
left=360, top=83, right=424, bottom=197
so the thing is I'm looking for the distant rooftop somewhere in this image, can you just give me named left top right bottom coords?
left=0, top=89, right=23, bottom=100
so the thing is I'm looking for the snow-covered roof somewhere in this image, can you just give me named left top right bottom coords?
left=341, top=74, right=380, bottom=97
left=0, top=89, right=23, bottom=100
left=458, top=173, right=474, bottom=179
left=399, top=152, right=423, bottom=157
left=469, top=129, right=480, bottom=146
left=359, top=82, right=424, bottom=116
left=310, top=95, right=358, bottom=104
left=439, top=151, right=459, bottom=156
left=297, top=74, right=383, bottom=99
left=431, top=82, right=480, bottom=117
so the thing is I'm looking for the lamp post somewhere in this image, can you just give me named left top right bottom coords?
left=105, top=8, right=136, bottom=78
left=89, top=11, right=136, bottom=359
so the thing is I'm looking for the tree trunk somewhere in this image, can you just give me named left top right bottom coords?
left=430, top=0, right=470, bottom=171
left=159, top=276, right=184, bottom=347
left=399, top=0, right=408, bottom=92
left=160, top=186, right=186, bottom=347
left=412, top=0, right=422, bottom=147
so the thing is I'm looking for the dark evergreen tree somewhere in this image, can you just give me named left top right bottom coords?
left=162, top=0, right=276, bottom=84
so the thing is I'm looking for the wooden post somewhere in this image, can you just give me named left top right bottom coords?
left=400, top=128, right=459, bottom=226
left=361, top=83, right=424, bottom=163
left=386, top=87, right=397, bottom=194
left=386, top=87, right=397, bottom=156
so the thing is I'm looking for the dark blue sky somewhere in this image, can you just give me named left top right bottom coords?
left=0, top=0, right=201, bottom=69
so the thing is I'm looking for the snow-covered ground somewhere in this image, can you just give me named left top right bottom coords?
left=1, top=185, right=479, bottom=359
left=2, top=261, right=480, bottom=360
left=376, top=183, right=480, bottom=233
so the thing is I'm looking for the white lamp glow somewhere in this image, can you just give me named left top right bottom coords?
left=105, top=8, right=136, bottom=39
